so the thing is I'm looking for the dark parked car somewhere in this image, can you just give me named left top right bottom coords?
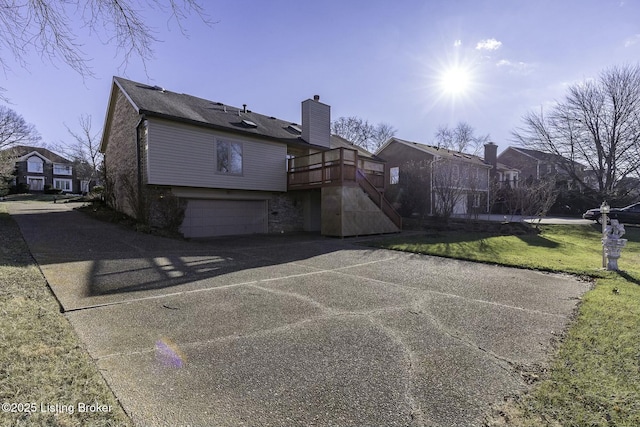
left=583, top=202, right=640, bottom=224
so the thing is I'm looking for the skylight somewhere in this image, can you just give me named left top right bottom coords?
left=242, top=119, right=258, bottom=128
left=288, top=124, right=302, bottom=134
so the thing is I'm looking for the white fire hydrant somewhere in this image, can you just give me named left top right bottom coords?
left=602, top=219, right=627, bottom=271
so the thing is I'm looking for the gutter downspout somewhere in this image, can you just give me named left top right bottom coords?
left=135, top=117, right=146, bottom=220
left=429, top=157, right=439, bottom=216
left=486, top=167, right=490, bottom=214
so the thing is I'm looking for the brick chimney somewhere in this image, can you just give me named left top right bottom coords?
left=302, top=95, right=331, bottom=148
left=484, top=142, right=498, bottom=179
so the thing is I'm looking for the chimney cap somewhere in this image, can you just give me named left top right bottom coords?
left=313, top=95, right=320, bottom=101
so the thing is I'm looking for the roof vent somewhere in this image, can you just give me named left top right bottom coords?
left=243, top=104, right=247, bottom=113
left=152, top=85, right=165, bottom=92
left=313, top=95, right=320, bottom=101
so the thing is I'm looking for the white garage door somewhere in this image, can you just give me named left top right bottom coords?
left=180, top=199, right=267, bottom=238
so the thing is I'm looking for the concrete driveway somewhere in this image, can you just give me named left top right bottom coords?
left=6, top=201, right=590, bottom=427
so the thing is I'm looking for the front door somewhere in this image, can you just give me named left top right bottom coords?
left=28, top=178, right=44, bottom=191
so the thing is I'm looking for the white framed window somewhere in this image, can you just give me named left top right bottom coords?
left=216, top=139, right=243, bottom=175
left=27, top=156, right=44, bottom=173
left=53, top=178, right=72, bottom=191
left=53, top=164, right=72, bottom=175
left=390, top=167, right=399, bottom=185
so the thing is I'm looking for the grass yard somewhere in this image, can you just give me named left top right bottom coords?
left=368, top=224, right=640, bottom=426
left=0, top=207, right=131, bottom=427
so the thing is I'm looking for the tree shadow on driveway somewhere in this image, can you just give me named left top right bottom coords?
left=7, top=203, right=377, bottom=310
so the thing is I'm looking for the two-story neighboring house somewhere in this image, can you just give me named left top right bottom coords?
left=4, top=145, right=77, bottom=193
left=498, top=146, right=584, bottom=188
left=100, top=77, right=400, bottom=238
left=376, top=138, right=497, bottom=216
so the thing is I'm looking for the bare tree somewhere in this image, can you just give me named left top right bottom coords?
left=0, top=107, right=41, bottom=194
left=512, top=64, right=640, bottom=198
left=370, top=122, right=397, bottom=152
left=431, top=158, right=488, bottom=220
left=62, top=114, right=103, bottom=190
left=0, top=106, right=41, bottom=149
left=503, top=177, right=558, bottom=222
left=0, top=1, right=211, bottom=95
left=434, top=122, right=490, bottom=155
left=331, top=116, right=397, bottom=152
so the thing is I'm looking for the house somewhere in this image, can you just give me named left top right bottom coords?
left=99, top=77, right=400, bottom=238
left=497, top=146, right=584, bottom=187
left=376, top=138, right=509, bottom=216
left=2, top=145, right=77, bottom=193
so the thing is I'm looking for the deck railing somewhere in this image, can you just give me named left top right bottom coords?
left=287, top=148, right=357, bottom=189
left=287, top=147, right=401, bottom=230
left=287, top=148, right=387, bottom=190
left=356, top=169, right=402, bottom=229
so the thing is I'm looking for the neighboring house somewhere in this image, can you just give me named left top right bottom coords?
left=376, top=138, right=498, bottom=216
left=498, top=146, right=584, bottom=188
left=100, top=77, right=400, bottom=238
left=2, top=145, right=77, bottom=193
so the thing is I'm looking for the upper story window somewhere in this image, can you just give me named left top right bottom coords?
left=451, top=164, right=460, bottom=181
left=216, top=139, right=243, bottom=175
left=390, top=167, right=399, bottom=185
left=53, top=164, right=72, bottom=175
left=27, top=156, right=44, bottom=173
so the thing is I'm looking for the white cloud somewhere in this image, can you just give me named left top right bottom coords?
left=496, top=59, right=534, bottom=74
left=453, top=39, right=462, bottom=47
left=476, top=38, right=502, bottom=50
left=624, top=34, right=640, bottom=47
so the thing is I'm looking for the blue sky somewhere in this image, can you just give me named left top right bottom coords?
left=3, top=0, right=640, bottom=154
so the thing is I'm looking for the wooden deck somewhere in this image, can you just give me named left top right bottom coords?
left=287, top=148, right=385, bottom=190
left=287, top=148, right=401, bottom=229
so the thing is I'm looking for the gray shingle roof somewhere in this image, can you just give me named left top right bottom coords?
left=114, top=77, right=310, bottom=146
left=4, top=145, right=71, bottom=164
left=383, top=137, right=492, bottom=168
left=507, top=147, right=585, bottom=169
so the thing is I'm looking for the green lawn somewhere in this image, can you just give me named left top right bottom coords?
left=368, top=224, right=640, bottom=427
left=0, top=207, right=131, bottom=427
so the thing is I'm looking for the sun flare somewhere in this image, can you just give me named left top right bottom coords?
left=440, top=66, right=471, bottom=95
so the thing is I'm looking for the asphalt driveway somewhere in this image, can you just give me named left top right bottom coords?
left=7, top=201, right=590, bottom=427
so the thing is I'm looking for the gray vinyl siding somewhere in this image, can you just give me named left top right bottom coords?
left=146, top=119, right=287, bottom=191
left=301, top=99, right=331, bottom=148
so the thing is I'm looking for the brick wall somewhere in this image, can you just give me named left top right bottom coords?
left=268, top=193, right=305, bottom=233
left=103, top=89, right=141, bottom=218
left=498, top=149, right=538, bottom=181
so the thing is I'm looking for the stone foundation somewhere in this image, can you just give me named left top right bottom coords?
left=268, top=193, right=305, bottom=233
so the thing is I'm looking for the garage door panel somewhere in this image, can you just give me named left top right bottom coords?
left=181, top=199, right=267, bottom=238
